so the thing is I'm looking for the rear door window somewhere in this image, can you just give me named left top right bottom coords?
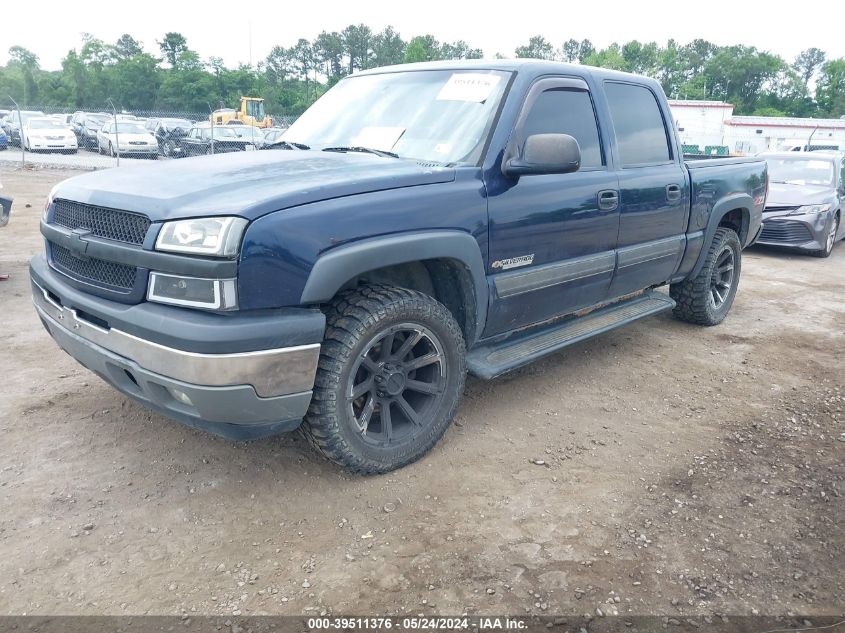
left=605, top=82, right=672, bottom=167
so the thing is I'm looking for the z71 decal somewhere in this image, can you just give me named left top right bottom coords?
left=491, top=254, right=535, bottom=270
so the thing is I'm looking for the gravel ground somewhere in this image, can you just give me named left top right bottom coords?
left=0, top=167, right=842, bottom=624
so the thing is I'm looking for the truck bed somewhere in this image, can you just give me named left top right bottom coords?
left=684, top=156, right=764, bottom=168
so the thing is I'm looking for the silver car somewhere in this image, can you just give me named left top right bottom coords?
left=758, top=151, right=845, bottom=258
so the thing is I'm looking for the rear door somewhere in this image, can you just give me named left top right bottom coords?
left=485, top=77, right=620, bottom=335
left=603, top=81, right=689, bottom=298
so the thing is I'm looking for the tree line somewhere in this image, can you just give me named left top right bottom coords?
left=0, top=28, right=843, bottom=119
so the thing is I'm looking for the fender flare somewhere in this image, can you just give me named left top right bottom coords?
left=300, top=230, right=488, bottom=343
left=689, top=193, right=752, bottom=279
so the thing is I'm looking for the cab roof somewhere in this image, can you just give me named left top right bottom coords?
left=355, top=58, right=654, bottom=84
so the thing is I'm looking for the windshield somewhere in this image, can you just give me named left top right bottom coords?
left=114, top=123, right=147, bottom=134
left=13, top=112, right=44, bottom=125
left=767, top=157, right=835, bottom=186
left=86, top=116, right=109, bottom=127
left=283, top=69, right=511, bottom=164
left=234, top=126, right=263, bottom=139
left=29, top=119, right=67, bottom=129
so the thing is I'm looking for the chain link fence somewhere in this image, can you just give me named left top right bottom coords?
left=0, top=102, right=298, bottom=171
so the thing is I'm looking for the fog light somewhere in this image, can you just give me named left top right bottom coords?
left=168, top=387, right=193, bottom=406
left=147, top=272, right=237, bottom=310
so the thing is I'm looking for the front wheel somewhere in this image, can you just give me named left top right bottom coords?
left=670, top=227, right=742, bottom=326
left=303, top=285, right=467, bottom=474
left=810, top=214, right=839, bottom=258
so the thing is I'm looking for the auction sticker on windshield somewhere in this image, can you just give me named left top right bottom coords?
left=436, top=73, right=502, bottom=102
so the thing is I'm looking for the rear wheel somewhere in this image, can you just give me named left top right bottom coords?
left=303, top=285, right=466, bottom=474
left=670, top=227, right=742, bottom=326
left=810, top=213, right=839, bottom=258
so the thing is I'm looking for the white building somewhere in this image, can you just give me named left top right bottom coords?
left=669, top=100, right=733, bottom=151
left=723, top=116, right=845, bottom=154
left=668, top=100, right=845, bottom=155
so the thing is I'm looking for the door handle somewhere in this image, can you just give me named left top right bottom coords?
left=598, top=189, right=619, bottom=211
left=666, top=184, right=682, bottom=202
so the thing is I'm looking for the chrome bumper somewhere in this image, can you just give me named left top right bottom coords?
left=32, top=281, right=320, bottom=398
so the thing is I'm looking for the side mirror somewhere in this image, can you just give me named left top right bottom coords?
left=503, top=133, right=581, bottom=178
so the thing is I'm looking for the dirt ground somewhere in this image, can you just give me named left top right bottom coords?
left=0, top=167, right=842, bottom=623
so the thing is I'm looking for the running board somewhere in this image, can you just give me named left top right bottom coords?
left=467, top=292, right=676, bottom=379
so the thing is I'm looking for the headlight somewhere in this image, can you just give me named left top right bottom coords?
left=155, top=216, right=247, bottom=257
left=148, top=272, right=237, bottom=310
left=792, top=204, right=832, bottom=215
left=44, top=185, right=59, bottom=221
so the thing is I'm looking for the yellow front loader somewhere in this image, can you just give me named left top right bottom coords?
left=210, top=97, right=273, bottom=128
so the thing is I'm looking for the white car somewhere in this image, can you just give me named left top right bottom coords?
left=97, top=121, right=158, bottom=159
left=22, top=118, right=78, bottom=154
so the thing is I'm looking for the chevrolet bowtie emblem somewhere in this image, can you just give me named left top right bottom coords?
left=65, top=228, right=92, bottom=258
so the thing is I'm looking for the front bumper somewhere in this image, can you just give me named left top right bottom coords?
left=28, top=140, right=77, bottom=151
left=756, top=212, right=833, bottom=251
left=115, top=146, right=157, bottom=155
left=30, top=256, right=325, bottom=440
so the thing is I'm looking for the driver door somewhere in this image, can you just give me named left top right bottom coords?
left=484, top=77, right=620, bottom=336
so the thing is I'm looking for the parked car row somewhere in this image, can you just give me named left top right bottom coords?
left=0, top=109, right=290, bottom=159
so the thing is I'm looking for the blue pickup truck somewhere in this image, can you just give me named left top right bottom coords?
left=30, top=60, right=767, bottom=473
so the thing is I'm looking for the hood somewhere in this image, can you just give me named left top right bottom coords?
left=53, top=150, right=456, bottom=221
left=766, top=182, right=835, bottom=207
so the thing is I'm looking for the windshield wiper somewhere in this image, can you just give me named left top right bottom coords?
left=268, top=140, right=310, bottom=150
left=322, top=146, right=400, bottom=159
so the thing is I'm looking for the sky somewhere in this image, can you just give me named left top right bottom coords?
left=2, top=0, right=844, bottom=71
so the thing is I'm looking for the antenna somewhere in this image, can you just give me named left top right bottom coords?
left=807, top=125, right=819, bottom=151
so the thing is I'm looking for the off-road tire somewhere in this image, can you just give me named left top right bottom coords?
left=810, top=213, right=839, bottom=258
left=303, top=284, right=466, bottom=474
left=670, top=227, right=742, bottom=326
